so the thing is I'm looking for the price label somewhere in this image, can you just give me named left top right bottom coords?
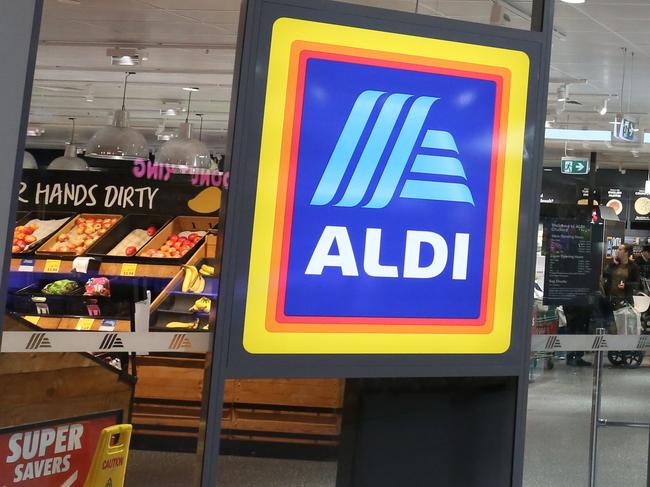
left=44, top=259, right=61, bottom=273
left=23, top=315, right=40, bottom=325
left=76, top=318, right=94, bottom=330
left=18, top=258, right=35, bottom=272
left=120, top=263, right=138, bottom=277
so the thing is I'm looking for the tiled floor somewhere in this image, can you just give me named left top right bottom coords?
left=125, top=359, right=649, bottom=486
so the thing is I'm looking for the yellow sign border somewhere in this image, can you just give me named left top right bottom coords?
left=243, top=18, right=530, bottom=354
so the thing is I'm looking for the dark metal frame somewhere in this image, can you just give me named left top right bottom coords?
left=200, top=0, right=554, bottom=484
left=0, top=1, right=553, bottom=486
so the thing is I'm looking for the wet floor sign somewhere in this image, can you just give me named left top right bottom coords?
left=83, top=424, right=132, bottom=487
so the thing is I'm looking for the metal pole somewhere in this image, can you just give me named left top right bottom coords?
left=588, top=328, right=606, bottom=487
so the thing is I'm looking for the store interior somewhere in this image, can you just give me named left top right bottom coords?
left=2, top=0, right=650, bottom=486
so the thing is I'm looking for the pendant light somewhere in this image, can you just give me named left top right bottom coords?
left=86, top=72, right=148, bottom=160
left=155, top=87, right=211, bottom=170
left=48, top=118, right=89, bottom=171
left=22, top=151, right=37, bottom=169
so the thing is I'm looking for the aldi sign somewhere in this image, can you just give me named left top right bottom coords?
left=240, top=17, right=531, bottom=355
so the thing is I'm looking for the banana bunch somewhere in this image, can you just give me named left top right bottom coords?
left=199, top=264, right=215, bottom=277
left=190, top=297, right=211, bottom=313
left=181, top=265, right=206, bottom=293
left=165, top=319, right=199, bottom=329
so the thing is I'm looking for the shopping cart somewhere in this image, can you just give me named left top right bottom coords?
left=607, top=292, right=649, bottom=369
left=530, top=314, right=559, bottom=379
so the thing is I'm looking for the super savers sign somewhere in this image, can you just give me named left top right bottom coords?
left=241, top=18, right=530, bottom=354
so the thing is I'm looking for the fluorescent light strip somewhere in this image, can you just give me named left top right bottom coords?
left=545, top=129, right=612, bottom=141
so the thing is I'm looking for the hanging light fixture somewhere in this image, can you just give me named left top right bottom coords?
left=86, top=72, right=148, bottom=160
left=22, top=151, right=37, bottom=169
left=156, top=87, right=211, bottom=170
left=48, top=118, right=89, bottom=171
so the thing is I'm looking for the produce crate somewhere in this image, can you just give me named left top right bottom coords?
left=12, top=210, right=75, bottom=256
left=36, top=213, right=122, bottom=259
left=136, top=216, right=218, bottom=264
left=8, top=278, right=147, bottom=318
left=86, top=214, right=170, bottom=261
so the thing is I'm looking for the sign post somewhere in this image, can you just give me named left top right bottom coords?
left=202, top=0, right=554, bottom=485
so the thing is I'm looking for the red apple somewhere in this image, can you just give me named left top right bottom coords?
left=146, top=226, right=157, bottom=236
left=11, top=245, right=20, bottom=253
left=125, top=246, right=137, bottom=256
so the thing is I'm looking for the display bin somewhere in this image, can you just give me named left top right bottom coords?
left=36, top=213, right=123, bottom=259
left=149, top=257, right=218, bottom=332
left=12, top=210, right=76, bottom=256
left=8, top=278, right=148, bottom=318
left=136, top=216, right=218, bottom=264
left=86, top=214, right=170, bottom=261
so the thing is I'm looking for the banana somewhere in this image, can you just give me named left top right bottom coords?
left=181, top=265, right=199, bottom=292
left=189, top=297, right=211, bottom=313
left=199, top=264, right=215, bottom=277
left=190, top=274, right=206, bottom=293
left=165, top=320, right=198, bottom=329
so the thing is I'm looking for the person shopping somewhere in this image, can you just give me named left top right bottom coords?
left=604, top=244, right=640, bottom=309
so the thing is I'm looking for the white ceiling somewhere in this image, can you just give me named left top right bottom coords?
left=26, top=0, right=650, bottom=170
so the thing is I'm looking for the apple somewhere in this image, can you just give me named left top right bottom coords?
left=24, top=235, right=37, bottom=244
left=170, top=234, right=179, bottom=243
left=11, top=245, right=20, bottom=253
left=84, top=227, right=94, bottom=235
left=22, top=227, right=34, bottom=236
left=102, top=222, right=112, bottom=229
left=125, top=246, right=137, bottom=256
left=98, top=229, right=107, bottom=235
left=57, top=234, right=68, bottom=242
left=146, top=226, right=157, bottom=236
left=58, top=245, right=69, bottom=252
left=76, top=217, right=86, bottom=225
left=75, top=248, right=84, bottom=255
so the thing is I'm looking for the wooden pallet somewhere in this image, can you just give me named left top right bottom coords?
left=132, top=354, right=344, bottom=447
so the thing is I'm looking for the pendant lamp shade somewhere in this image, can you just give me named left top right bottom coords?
left=22, top=151, right=37, bottom=169
left=155, top=88, right=211, bottom=169
left=86, top=109, right=148, bottom=160
left=86, top=72, right=148, bottom=160
left=48, top=144, right=88, bottom=171
left=156, top=122, right=211, bottom=169
left=48, top=118, right=89, bottom=171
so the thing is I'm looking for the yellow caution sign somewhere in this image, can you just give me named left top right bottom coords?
left=83, top=424, right=132, bottom=487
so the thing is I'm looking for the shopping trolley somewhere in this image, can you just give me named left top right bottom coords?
left=530, top=312, right=559, bottom=380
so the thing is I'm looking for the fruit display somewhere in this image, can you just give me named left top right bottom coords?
left=12, top=217, right=70, bottom=254
left=189, top=297, right=212, bottom=313
left=42, top=215, right=120, bottom=255
left=181, top=265, right=206, bottom=293
left=140, top=231, right=206, bottom=259
left=107, top=229, right=153, bottom=256
left=41, top=279, right=80, bottom=295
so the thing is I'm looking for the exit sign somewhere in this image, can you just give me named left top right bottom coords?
left=561, top=157, right=589, bottom=175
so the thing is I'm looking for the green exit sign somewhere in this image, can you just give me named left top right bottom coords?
left=561, top=157, right=590, bottom=175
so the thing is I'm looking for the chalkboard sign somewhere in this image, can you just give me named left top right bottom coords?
left=543, top=219, right=600, bottom=304
left=17, top=167, right=225, bottom=216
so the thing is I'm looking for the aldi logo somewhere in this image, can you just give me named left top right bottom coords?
left=243, top=17, right=530, bottom=354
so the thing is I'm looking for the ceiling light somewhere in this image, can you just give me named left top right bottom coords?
left=106, top=48, right=148, bottom=66
left=598, top=98, right=608, bottom=116
left=163, top=108, right=177, bottom=116
left=560, top=0, right=585, bottom=3
left=48, top=118, right=88, bottom=171
left=26, top=127, right=44, bottom=137
left=86, top=72, right=148, bottom=161
left=182, top=87, right=200, bottom=92
left=156, top=88, right=211, bottom=170
left=645, top=180, right=650, bottom=195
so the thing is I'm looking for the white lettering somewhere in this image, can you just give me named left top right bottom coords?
left=67, top=424, right=83, bottom=451
left=363, top=228, right=398, bottom=277
left=305, top=226, right=358, bottom=276
left=38, top=428, right=56, bottom=457
left=54, top=425, right=68, bottom=454
left=6, top=432, right=22, bottom=463
left=403, top=230, right=448, bottom=279
left=452, top=233, right=470, bottom=280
